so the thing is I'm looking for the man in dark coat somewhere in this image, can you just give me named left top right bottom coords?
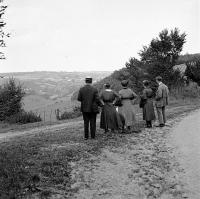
left=78, top=77, right=100, bottom=139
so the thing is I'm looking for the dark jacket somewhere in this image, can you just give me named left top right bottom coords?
left=78, top=84, right=100, bottom=113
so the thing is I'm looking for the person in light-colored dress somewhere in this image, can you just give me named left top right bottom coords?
left=118, top=80, right=137, bottom=131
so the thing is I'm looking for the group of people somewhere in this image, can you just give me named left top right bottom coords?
left=78, top=76, right=169, bottom=140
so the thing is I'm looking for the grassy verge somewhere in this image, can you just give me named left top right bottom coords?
left=0, top=98, right=200, bottom=198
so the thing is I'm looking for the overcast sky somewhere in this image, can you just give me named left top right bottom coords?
left=0, top=0, right=199, bottom=72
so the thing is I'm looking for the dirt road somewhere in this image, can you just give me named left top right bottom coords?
left=171, top=110, right=200, bottom=199
left=0, top=120, right=83, bottom=142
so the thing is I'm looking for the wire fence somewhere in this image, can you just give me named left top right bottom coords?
left=31, top=108, right=70, bottom=122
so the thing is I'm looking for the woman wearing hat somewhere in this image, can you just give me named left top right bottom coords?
left=140, top=80, right=155, bottom=128
left=100, top=83, right=123, bottom=133
left=118, top=80, right=137, bottom=131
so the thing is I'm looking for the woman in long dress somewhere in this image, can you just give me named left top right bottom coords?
left=141, top=80, right=155, bottom=128
left=100, top=83, right=122, bottom=133
left=118, top=80, right=137, bottom=131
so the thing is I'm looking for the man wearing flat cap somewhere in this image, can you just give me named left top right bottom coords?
left=78, top=77, right=101, bottom=139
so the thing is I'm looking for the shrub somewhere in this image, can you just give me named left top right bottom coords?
left=185, top=58, right=200, bottom=86
left=59, top=106, right=82, bottom=120
left=6, top=110, right=42, bottom=124
left=0, top=78, right=25, bottom=121
left=170, top=82, right=200, bottom=99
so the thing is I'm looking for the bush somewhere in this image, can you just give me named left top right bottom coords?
left=185, top=58, right=200, bottom=86
left=6, top=111, right=42, bottom=124
left=59, top=106, right=82, bottom=120
left=170, top=82, right=200, bottom=99
left=0, top=78, right=25, bottom=121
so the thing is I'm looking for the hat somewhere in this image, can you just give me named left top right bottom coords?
left=121, top=80, right=129, bottom=87
left=85, top=77, right=92, bottom=83
left=104, top=83, right=110, bottom=88
left=143, top=80, right=150, bottom=86
left=156, top=76, right=162, bottom=82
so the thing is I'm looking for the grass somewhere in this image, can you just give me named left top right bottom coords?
left=0, top=122, right=131, bottom=198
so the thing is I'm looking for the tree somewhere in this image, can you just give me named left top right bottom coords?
left=125, top=57, right=145, bottom=92
left=139, top=28, right=186, bottom=66
left=0, top=1, right=9, bottom=59
left=139, top=28, right=186, bottom=88
left=0, top=78, right=25, bottom=121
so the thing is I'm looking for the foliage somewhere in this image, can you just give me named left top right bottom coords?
left=144, top=61, right=184, bottom=88
left=0, top=78, right=42, bottom=124
left=170, top=82, right=200, bottom=99
left=0, top=1, right=9, bottom=59
left=6, top=110, right=42, bottom=124
left=185, top=57, right=200, bottom=86
left=59, top=106, right=82, bottom=120
left=125, top=57, right=147, bottom=92
left=0, top=78, right=25, bottom=121
left=139, top=28, right=186, bottom=88
left=139, top=28, right=186, bottom=66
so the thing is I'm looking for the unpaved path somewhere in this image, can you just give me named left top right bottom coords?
left=0, top=120, right=83, bottom=142
left=171, top=110, right=200, bottom=199
left=72, top=110, right=198, bottom=199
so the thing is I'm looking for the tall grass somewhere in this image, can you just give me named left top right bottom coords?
left=59, top=106, right=82, bottom=120
left=170, top=82, right=200, bottom=101
left=6, top=111, right=42, bottom=124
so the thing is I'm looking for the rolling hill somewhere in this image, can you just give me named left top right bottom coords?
left=0, top=71, right=111, bottom=121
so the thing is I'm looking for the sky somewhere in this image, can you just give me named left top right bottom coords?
left=0, top=0, right=199, bottom=72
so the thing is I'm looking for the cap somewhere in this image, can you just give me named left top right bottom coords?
left=85, top=77, right=92, bottom=83
left=104, top=83, right=110, bottom=88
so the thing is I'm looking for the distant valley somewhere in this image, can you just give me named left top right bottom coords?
left=0, top=71, right=111, bottom=121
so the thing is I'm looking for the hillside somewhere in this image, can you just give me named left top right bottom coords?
left=93, top=53, right=200, bottom=93
left=0, top=71, right=111, bottom=121
left=177, top=53, right=200, bottom=64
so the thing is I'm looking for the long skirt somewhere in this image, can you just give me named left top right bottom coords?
left=118, top=100, right=136, bottom=127
left=100, top=103, right=122, bottom=130
left=143, top=99, right=156, bottom=121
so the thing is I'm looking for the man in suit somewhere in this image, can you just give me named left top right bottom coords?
left=78, top=77, right=100, bottom=139
left=155, top=76, right=169, bottom=127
